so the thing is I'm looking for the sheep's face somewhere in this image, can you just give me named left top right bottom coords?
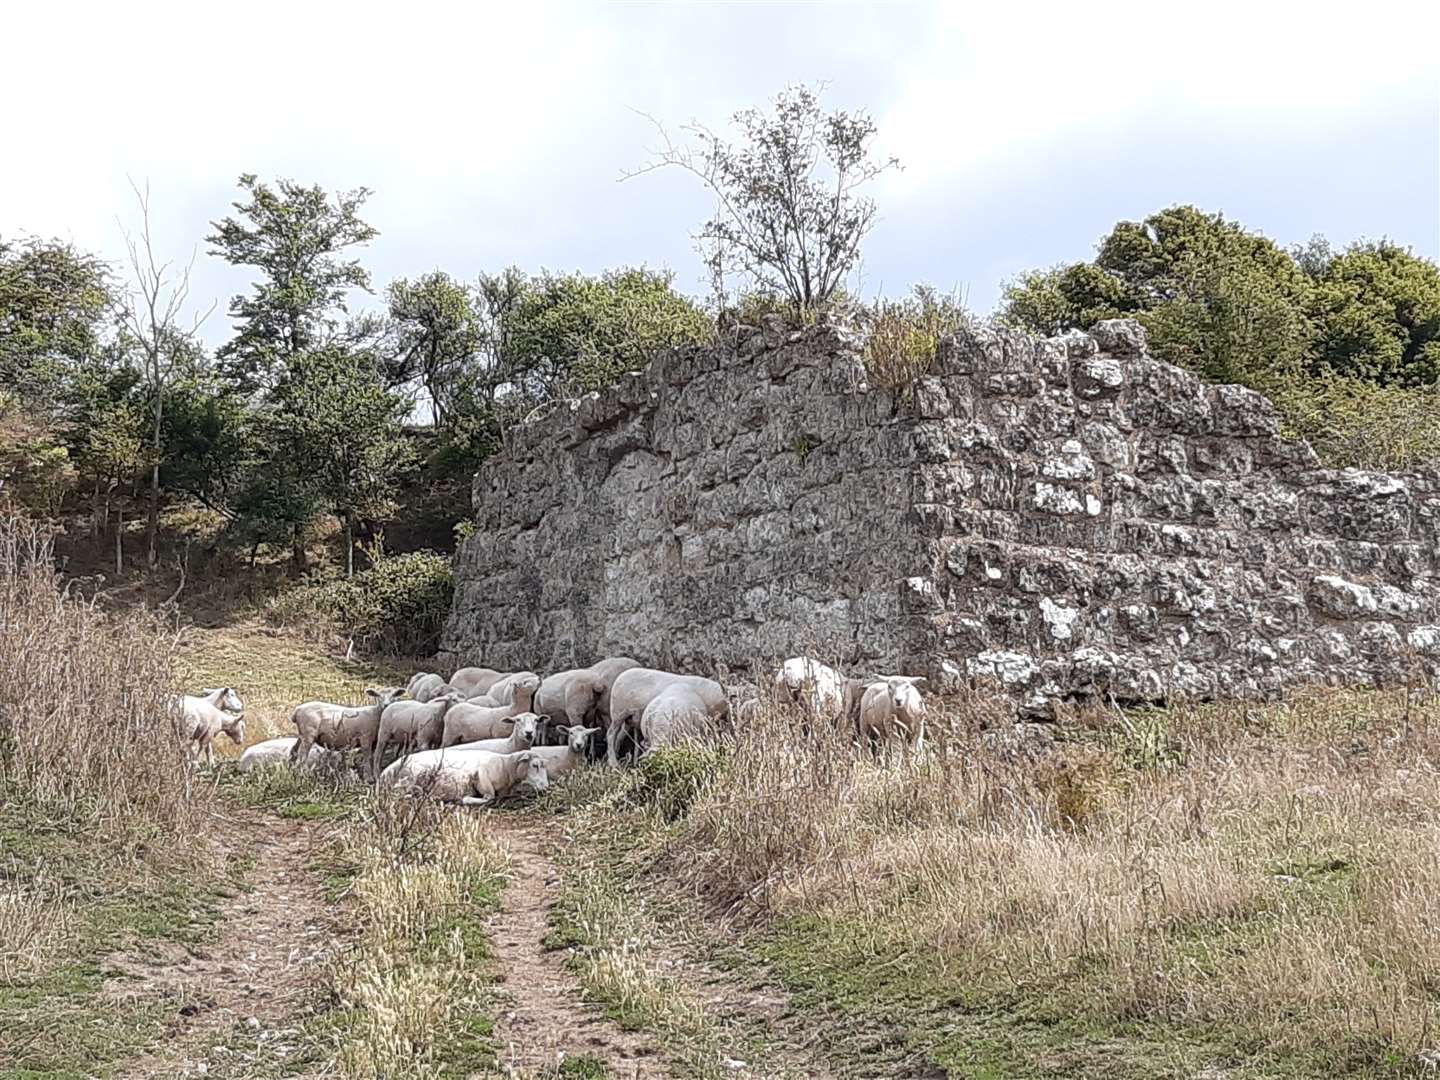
left=218, top=687, right=245, bottom=714
left=886, top=676, right=926, bottom=715
left=565, top=725, right=600, bottom=753
left=519, top=752, right=549, bottom=793
left=434, top=692, right=465, bottom=710
left=369, top=687, right=406, bottom=708
left=223, top=714, right=246, bottom=746
left=513, top=713, right=540, bottom=746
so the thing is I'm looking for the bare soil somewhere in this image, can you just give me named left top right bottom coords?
left=104, top=811, right=338, bottom=1079
left=485, top=815, right=669, bottom=1078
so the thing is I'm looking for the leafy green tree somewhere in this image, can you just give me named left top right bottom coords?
left=634, top=84, right=899, bottom=315
left=266, top=348, right=414, bottom=576
left=386, top=271, right=482, bottom=425
left=160, top=378, right=253, bottom=511
left=0, top=237, right=113, bottom=405
left=1306, top=241, right=1440, bottom=386
left=207, top=175, right=378, bottom=393
left=506, top=267, right=711, bottom=395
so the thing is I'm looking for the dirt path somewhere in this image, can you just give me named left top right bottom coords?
left=485, top=815, right=669, bottom=1079
left=104, top=811, right=339, bottom=1079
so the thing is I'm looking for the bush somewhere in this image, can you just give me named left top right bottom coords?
left=863, top=285, right=969, bottom=389
left=272, top=550, right=453, bottom=656
left=629, top=745, right=727, bottom=821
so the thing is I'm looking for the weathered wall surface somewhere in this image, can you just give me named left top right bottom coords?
left=442, top=316, right=1440, bottom=709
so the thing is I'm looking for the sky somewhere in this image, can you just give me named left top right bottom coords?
left=3, top=0, right=1438, bottom=349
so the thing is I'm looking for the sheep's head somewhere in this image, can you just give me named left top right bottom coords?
left=512, top=712, right=541, bottom=748
left=560, top=724, right=601, bottom=754
left=434, top=691, right=466, bottom=712
left=221, top=711, right=246, bottom=746
left=367, top=687, right=406, bottom=708
left=511, top=675, right=541, bottom=708
left=871, top=674, right=926, bottom=714
left=516, top=751, right=549, bottom=793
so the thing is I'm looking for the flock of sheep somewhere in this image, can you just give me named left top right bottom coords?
left=172, top=657, right=930, bottom=805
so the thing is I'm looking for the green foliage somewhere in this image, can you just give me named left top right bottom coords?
left=640, top=84, right=899, bottom=315
left=0, top=236, right=113, bottom=406
left=208, top=174, right=378, bottom=393
left=863, top=284, right=970, bottom=389
left=999, top=205, right=1440, bottom=467
left=275, top=550, right=454, bottom=654
left=630, top=745, right=727, bottom=821
left=159, top=379, right=253, bottom=508
left=386, top=270, right=483, bottom=425
left=507, top=267, right=712, bottom=395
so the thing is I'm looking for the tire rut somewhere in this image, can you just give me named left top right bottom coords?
left=485, top=815, right=669, bottom=1078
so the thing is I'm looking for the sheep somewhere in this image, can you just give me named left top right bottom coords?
left=238, top=737, right=342, bottom=772
left=378, top=712, right=542, bottom=789
left=607, top=668, right=728, bottom=767
left=290, top=687, right=406, bottom=780
left=448, top=712, right=541, bottom=756
left=449, top=665, right=505, bottom=697
left=530, top=724, right=602, bottom=780
left=590, top=656, right=641, bottom=724
left=373, top=692, right=467, bottom=776
left=467, top=670, right=543, bottom=707
left=389, top=749, right=549, bottom=806
left=442, top=676, right=539, bottom=747
left=639, top=685, right=716, bottom=753
left=175, top=688, right=246, bottom=765
left=409, top=674, right=468, bottom=703
left=858, top=675, right=927, bottom=749
left=775, top=657, right=845, bottom=720
left=534, top=657, right=640, bottom=741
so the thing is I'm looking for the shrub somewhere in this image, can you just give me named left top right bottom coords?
left=863, top=285, right=969, bottom=389
left=271, top=550, right=453, bottom=656
left=629, top=745, right=727, bottom=821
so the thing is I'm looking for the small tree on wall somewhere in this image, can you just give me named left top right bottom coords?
left=630, top=84, right=899, bottom=316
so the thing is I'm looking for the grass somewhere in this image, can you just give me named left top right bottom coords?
left=536, top=686, right=1440, bottom=1079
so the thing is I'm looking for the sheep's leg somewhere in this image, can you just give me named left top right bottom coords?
left=370, top=729, right=389, bottom=783
left=460, top=795, right=494, bottom=808
left=606, top=718, right=627, bottom=769
left=290, top=733, right=313, bottom=766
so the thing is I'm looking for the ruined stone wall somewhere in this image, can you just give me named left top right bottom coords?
left=442, top=316, right=1440, bottom=709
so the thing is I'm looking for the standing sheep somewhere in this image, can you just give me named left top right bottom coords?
left=290, top=687, right=406, bottom=780
left=443, top=676, right=539, bottom=746
left=775, top=657, right=846, bottom=720
left=531, top=724, right=602, bottom=780
left=468, top=670, right=542, bottom=707
left=607, top=668, right=728, bottom=767
left=449, top=666, right=505, bottom=697
left=372, top=692, right=467, bottom=776
left=858, top=675, right=927, bottom=749
left=639, top=685, right=716, bottom=752
left=175, top=688, right=246, bottom=765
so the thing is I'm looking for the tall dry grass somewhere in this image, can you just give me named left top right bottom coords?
left=0, top=514, right=211, bottom=856
left=667, top=684, right=1440, bottom=1058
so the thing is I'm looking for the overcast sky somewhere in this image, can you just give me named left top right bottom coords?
left=4, top=0, right=1437, bottom=348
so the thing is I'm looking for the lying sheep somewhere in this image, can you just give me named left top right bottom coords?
left=378, top=713, right=542, bottom=788
left=531, top=724, right=602, bottom=780
left=373, top=692, right=467, bottom=776
left=175, top=688, right=246, bottom=765
left=291, top=687, right=406, bottom=780
left=775, top=657, right=845, bottom=720
left=389, top=749, right=549, bottom=805
left=449, top=665, right=505, bottom=697
left=239, top=737, right=342, bottom=772
left=607, top=668, right=728, bottom=767
left=468, top=670, right=542, bottom=707
left=444, top=676, right=539, bottom=746
left=858, top=675, right=927, bottom=747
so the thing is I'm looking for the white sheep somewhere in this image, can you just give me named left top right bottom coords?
left=467, top=670, right=542, bottom=707
left=607, top=668, right=728, bottom=767
left=442, top=676, right=539, bottom=747
left=238, top=737, right=342, bottom=772
left=175, top=688, right=246, bottom=765
left=379, top=713, right=542, bottom=788
left=531, top=724, right=602, bottom=780
left=639, top=685, right=715, bottom=753
left=372, top=692, right=467, bottom=776
left=448, top=712, right=541, bottom=756
left=775, top=657, right=846, bottom=720
left=290, top=687, right=406, bottom=780
left=448, top=665, right=505, bottom=697
left=858, top=675, right=927, bottom=748
left=389, top=749, right=549, bottom=805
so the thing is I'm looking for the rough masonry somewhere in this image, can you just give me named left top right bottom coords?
left=441, top=316, right=1440, bottom=713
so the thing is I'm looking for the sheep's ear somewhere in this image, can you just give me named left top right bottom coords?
left=909, top=677, right=927, bottom=685
left=364, top=688, right=381, bottom=699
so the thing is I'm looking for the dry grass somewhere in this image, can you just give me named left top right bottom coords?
left=862, top=285, right=969, bottom=389
left=326, top=794, right=508, bottom=1078
left=666, top=684, right=1440, bottom=1063
left=0, top=514, right=212, bottom=859
left=0, top=882, right=71, bottom=983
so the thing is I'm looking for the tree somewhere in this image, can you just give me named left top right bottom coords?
left=632, top=84, right=899, bottom=315
left=117, top=180, right=214, bottom=567
left=266, top=348, right=414, bottom=576
left=0, top=236, right=113, bottom=405
left=208, top=174, right=378, bottom=393
left=505, top=267, right=711, bottom=397
left=386, top=271, right=482, bottom=425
